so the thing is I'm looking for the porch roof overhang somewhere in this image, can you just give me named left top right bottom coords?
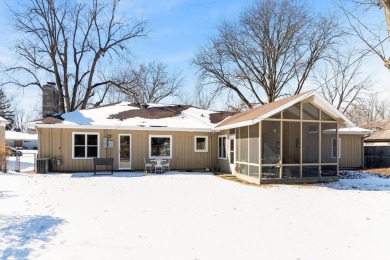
left=214, top=91, right=354, bottom=131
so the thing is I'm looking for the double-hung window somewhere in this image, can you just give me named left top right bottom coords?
left=218, top=135, right=227, bottom=159
left=73, top=133, right=99, bottom=159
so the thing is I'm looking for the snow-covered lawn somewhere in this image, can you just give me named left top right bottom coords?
left=1, top=156, right=390, bottom=259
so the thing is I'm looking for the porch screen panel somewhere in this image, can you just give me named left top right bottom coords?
left=282, top=122, right=300, bottom=164
left=302, top=122, right=319, bottom=163
left=261, top=121, right=280, bottom=164
left=321, top=165, right=337, bottom=177
left=238, top=163, right=248, bottom=175
left=282, top=166, right=300, bottom=178
left=249, top=124, right=259, bottom=164
left=283, top=103, right=300, bottom=119
left=302, top=165, right=319, bottom=178
left=302, top=103, right=319, bottom=120
left=249, top=165, right=259, bottom=178
left=321, top=123, right=337, bottom=163
left=321, top=111, right=335, bottom=121
left=239, top=126, right=248, bottom=163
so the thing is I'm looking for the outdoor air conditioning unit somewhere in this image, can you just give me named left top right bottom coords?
left=36, top=158, right=50, bottom=173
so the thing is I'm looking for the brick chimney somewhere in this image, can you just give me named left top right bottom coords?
left=42, top=82, right=59, bottom=117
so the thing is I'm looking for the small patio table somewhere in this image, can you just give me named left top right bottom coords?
left=151, top=159, right=166, bottom=174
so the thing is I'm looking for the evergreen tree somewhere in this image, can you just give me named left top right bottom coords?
left=0, top=89, right=14, bottom=130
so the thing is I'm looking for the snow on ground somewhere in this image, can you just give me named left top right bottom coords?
left=1, top=156, right=390, bottom=259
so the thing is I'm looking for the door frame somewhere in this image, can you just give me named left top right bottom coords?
left=118, top=134, right=132, bottom=169
left=229, top=134, right=235, bottom=173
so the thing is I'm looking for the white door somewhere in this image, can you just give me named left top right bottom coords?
left=229, top=135, right=235, bottom=173
left=118, top=134, right=131, bottom=169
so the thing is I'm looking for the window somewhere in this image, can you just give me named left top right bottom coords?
left=149, top=135, right=172, bottom=159
left=72, top=133, right=99, bottom=159
left=218, top=135, right=227, bottom=159
left=331, top=138, right=341, bottom=158
left=195, top=136, right=208, bottom=152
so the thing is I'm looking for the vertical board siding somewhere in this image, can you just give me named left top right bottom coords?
left=339, top=135, right=363, bottom=168
left=38, top=128, right=213, bottom=172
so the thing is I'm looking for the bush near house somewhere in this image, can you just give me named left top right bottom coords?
left=0, top=143, right=11, bottom=172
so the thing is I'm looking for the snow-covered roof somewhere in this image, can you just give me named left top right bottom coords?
left=6, top=131, right=38, bottom=140
left=24, top=103, right=235, bottom=132
left=338, top=127, right=373, bottom=135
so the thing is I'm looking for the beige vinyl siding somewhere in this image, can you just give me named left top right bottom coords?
left=339, top=134, right=364, bottom=168
left=216, top=130, right=230, bottom=173
left=38, top=128, right=214, bottom=172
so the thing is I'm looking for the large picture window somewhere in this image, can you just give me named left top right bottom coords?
left=195, top=136, right=208, bottom=152
left=72, top=133, right=99, bottom=159
left=149, top=135, right=172, bottom=158
left=218, top=135, right=227, bottom=159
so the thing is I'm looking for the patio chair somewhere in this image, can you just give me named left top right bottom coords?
left=162, top=159, right=170, bottom=172
left=153, top=159, right=163, bottom=174
left=144, top=158, right=153, bottom=172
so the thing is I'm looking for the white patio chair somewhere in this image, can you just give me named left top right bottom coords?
left=144, top=158, right=153, bottom=172
left=153, top=159, right=163, bottom=174
left=162, top=159, right=170, bottom=172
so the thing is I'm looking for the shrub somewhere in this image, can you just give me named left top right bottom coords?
left=0, top=143, right=11, bottom=172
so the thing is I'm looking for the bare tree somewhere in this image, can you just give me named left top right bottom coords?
left=13, top=108, right=37, bottom=131
left=180, top=85, right=218, bottom=110
left=114, top=61, right=183, bottom=104
left=346, top=92, right=390, bottom=125
left=341, top=0, right=390, bottom=70
left=314, top=49, right=372, bottom=114
left=193, top=0, right=341, bottom=108
left=2, top=0, right=147, bottom=113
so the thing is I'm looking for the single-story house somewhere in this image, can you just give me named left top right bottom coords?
left=360, top=119, right=390, bottom=168
left=25, top=91, right=370, bottom=184
left=5, top=131, right=38, bottom=150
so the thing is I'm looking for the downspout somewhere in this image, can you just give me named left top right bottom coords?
left=36, top=127, right=41, bottom=159
left=362, top=133, right=371, bottom=169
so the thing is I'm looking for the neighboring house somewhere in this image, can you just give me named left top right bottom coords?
left=360, top=119, right=390, bottom=168
left=337, top=127, right=373, bottom=169
left=5, top=131, right=38, bottom=150
left=25, top=91, right=369, bottom=184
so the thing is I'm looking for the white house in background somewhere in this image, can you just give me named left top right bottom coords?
left=5, top=131, right=38, bottom=150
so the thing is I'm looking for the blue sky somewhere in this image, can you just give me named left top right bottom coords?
left=0, top=0, right=389, bottom=116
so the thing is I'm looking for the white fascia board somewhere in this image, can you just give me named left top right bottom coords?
left=34, top=124, right=214, bottom=132
left=213, top=120, right=257, bottom=131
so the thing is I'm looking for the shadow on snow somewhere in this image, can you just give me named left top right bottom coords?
left=0, top=215, right=64, bottom=259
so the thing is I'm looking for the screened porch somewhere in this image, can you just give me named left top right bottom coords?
left=233, top=102, right=339, bottom=183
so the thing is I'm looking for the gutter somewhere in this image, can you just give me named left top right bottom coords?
left=31, top=124, right=214, bottom=133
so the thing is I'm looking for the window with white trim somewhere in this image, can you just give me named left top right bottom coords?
left=149, top=135, right=172, bottom=159
left=331, top=138, right=341, bottom=158
left=195, top=136, right=208, bottom=152
left=73, top=133, right=99, bottom=159
left=218, top=135, right=227, bottom=159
